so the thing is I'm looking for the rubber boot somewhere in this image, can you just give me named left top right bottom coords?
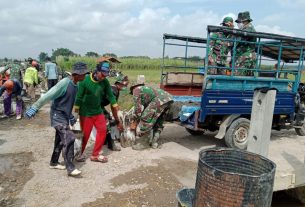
left=151, top=131, right=160, bottom=149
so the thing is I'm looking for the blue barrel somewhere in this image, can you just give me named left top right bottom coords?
left=193, top=148, right=276, bottom=207
left=176, top=188, right=195, bottom=207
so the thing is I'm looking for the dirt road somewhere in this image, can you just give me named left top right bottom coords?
left=0, top=104, right=304, bottom=207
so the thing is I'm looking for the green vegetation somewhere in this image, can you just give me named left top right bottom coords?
left=85, top=51, right=99, bottom=57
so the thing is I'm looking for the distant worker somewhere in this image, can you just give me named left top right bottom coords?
left=130, top=83, right=173, bottom=150
left=45, top=57, right=58, bottom=90
left=101, top=75, right=129, bottom=151
left=24, top=61, right=39, bottom=100
left=235, top=11, right=256, bottom=76
left=208, top=16, right=234, bottom=75
left=5, top=60, right=23, bottom=84
left=25, top=62, right=88, bottom=177
left=0, top=79, right=23, bottom=120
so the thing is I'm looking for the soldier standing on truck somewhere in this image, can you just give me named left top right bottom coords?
left=208, top=16, right=234, bottom=75
left=235, top=11, right=257, bottom=76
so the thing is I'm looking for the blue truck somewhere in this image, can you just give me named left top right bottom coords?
left=161, top=25, right=305, bottom=149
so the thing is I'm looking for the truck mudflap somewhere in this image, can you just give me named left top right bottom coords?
left=179, top=105, right=202, bottom=131
left=214, top=114, right=241, bottom=139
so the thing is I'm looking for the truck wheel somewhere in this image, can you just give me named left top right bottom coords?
left=295, top=124, right=305, bottom=136
left=225, top=118, right=250, bottom=150
left=185, top=128, right=205, bottom=136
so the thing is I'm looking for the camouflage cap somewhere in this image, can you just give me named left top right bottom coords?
left=220, top=17, right=233, bottom=25
left=241, top=11, right=253, bottom=22
left=235, top=12, right=243, bottom=23
left=236, top=11, right=253, bottom=23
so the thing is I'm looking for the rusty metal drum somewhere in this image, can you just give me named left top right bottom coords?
left=193, top=148, right=276, bottom=207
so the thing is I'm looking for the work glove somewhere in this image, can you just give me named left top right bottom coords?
left=25, top=106, right=38, bottom=119
left=69, top=115, right=77, bottom=126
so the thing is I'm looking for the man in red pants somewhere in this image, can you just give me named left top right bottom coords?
left=74, top=61, right=123, bottom=163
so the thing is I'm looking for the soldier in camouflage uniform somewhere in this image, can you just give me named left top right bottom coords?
left=235, top=11, right=256, bottom=76
left=130, top=84, right=173, bottom=150
left=208, top=16, right=234, bottom=75
left=5, top=60, right=23, bottom=84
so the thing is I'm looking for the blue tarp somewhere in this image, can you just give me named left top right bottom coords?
left=179, top=105, right=201, bottom=122
left=173, top=96, right=201, bottom=103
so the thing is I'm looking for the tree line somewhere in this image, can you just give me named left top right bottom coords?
left=38, top=48, right=118, bottom=62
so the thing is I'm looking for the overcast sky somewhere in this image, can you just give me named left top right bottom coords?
left=0, top=0, right=304, bottom=59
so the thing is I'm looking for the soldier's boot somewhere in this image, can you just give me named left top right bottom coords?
left=132, top=136, right=150, bottom=151
left=111, top=139, right=121, bottom=151
left=151, top=131, right=160, bottom=149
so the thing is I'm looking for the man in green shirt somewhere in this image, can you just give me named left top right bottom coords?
left=74, top=61, right=123, bottom=163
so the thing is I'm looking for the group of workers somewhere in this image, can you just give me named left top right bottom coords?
left=17, top=60, right=174, bottom=177
left=0, top=57, right=58, bottom=119
left=208, top=11, right=256, bottom=76
left=0, top=12, right=257, bottom=177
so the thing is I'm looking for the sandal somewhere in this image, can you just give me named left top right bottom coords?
left=90, top=155, right=108, bottom=163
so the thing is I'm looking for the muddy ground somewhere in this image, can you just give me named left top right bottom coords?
left=0, top=104, right=304, bottom=207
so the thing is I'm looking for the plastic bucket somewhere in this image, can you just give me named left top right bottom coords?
left=176, top=188, right=195, bottom=207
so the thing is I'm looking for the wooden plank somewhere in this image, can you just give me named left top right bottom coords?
left=167, top=73, right=203, bottom=85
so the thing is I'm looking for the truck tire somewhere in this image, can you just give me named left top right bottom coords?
left=295, top=124, right=305, bottom=136
left=185, top=128, right=205, bottom=136
left=225, top=118, right=250, bottom=150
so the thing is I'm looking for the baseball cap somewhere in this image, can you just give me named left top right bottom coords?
left=96, top=62, right=110, bottom=76
left=72, top=62, right=89, bottom=75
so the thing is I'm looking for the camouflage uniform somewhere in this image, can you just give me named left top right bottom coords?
left=132, top=85, right=173, bottom=150
left=208, top=32, right=233, bottom=75
left=5, top=63, right=22, bottom=83
left=235, top=12, right=257, bottom=76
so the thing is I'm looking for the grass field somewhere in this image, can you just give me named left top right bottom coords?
left=55, top=55, right=305, bottom=110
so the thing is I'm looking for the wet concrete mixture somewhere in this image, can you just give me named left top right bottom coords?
left=0, top=104, right=304, bottom=207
